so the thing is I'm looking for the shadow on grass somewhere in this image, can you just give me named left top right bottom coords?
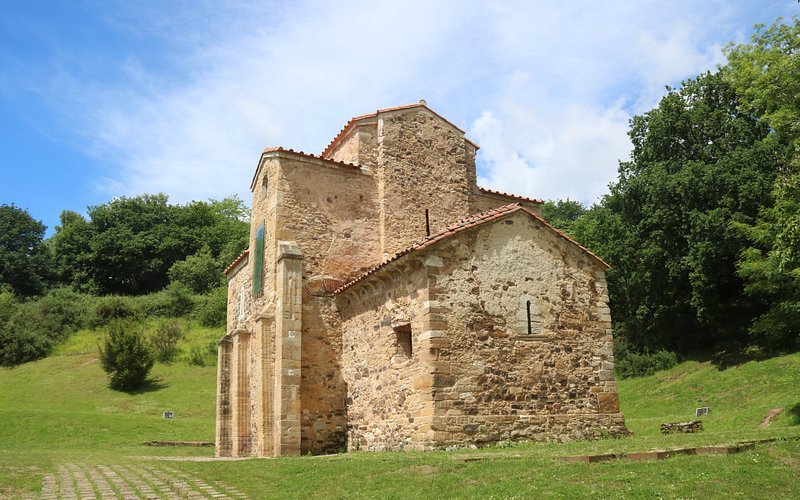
left=118, top=377, right=169, bottom=395
left=789, top=403, right=800, bottom=426
left=700, top=343, right=795, bottom=371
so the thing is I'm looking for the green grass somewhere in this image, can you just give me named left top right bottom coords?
left=1, top=326, right=799, bottom=498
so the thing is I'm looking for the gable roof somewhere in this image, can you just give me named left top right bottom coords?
left=250, top=146, right=362, bottom=191
left=334, top=203, right=609, bottom=294
left=321, top=101, right=480, bottom=158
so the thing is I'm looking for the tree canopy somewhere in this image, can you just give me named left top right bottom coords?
left=51, top=194, right=249, bottom=295
left=544, top=17, right=800, bottom=358
left=0, top=204, right=50, bottom=297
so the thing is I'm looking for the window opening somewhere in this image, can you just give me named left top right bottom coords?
left=526, top=300, right=532, bottom=335
left=425, top=209, right=430, bottom=237
left=395, top=324, right=412, bottom=359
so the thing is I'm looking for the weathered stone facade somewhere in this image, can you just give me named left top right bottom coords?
left=216, top=101, right=627, bottom=457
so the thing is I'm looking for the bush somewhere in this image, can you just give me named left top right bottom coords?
left=614, top=337, right=679, bottom=379
left=138, top=282, right=197, bottom=318
left=186, top=345, right=208, bottom=366
left=90, top=295, right=136, bottom=327
left=168, top=246, right=223, bottom=294
left=31, top=287, right=88, bottom=337
left=0, top=288, right=17, bottom=327
left=196, top=286, right=227, bottom=327
left=99, top=320, right=154, bottom=391
left=185, top=341, right=218, bottom=367
left=0, top=288, right=88, bottom=366
left=150, top=319, right=184, bottom=362
left=0, top=326, right=50, bottom=367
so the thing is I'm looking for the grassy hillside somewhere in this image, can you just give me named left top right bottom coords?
left=620, top=354, right=800, bottom=436
left=0, top=322, right=220, bottom=455
left=0, top=327, right=798, bottom=498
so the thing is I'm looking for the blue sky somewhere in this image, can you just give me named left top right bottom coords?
left=1, top=1, right=797, bottom=234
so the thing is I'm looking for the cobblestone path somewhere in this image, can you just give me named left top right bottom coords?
left=39, top=463, right=248, bottom=499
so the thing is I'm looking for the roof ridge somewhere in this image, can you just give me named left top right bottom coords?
left=321, top=102, right=479, bottom=158
left=478, top=187, right=544, bottom=204
left=250, top=146, right=362, bottom=190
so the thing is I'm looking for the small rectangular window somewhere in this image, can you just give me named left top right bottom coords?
left=395, top=324, right=412, bottom=359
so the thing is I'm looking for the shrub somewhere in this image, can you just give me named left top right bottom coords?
left=32, top=287, right=88, bottom=337
left=90, top=295, right=136, bottom=327
left=614, top=340, right=679, bottom=379
left=168, top=246, right=223, bottom=294
left=185, top=341, right=218, bottom=367
left=0, top=288, right=88, bottom=365
left=0, top=288, right=17, bottom=327
left=150, top=319, right=184, bottom=362
left=99, top=320, right=154, bottom=391
left=196, top=286, right=227, bottom=327
left=186, top=345, right=208, bottom=366
left=139, top=282, right=197, bottom=318
left=0, top=325, right=50, bottom=366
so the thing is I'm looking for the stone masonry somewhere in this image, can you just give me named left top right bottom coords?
left=216, top=101, right=627, bottom=457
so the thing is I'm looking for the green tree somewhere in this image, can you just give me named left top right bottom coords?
left=51, top=194, right=248, bottom=295
left=50, top=210, right=95, bottom=292
left=586, top=71, right=790, bottom=353
left=0, top=205, right=50, bottom=296
left=99, top=320, right=154, bottom=391
left=725, top=17, right=800, bottom=348
left=168, top=246, right=223, bottom=293
left=540, top=199, right=587, bottom=236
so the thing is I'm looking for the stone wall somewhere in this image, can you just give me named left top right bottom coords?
left=375, top=109, right=476, bottom=257
left=273, top=154, right=381, bottom=280
left=337, top=262, right=435, bottom=451
left=429, top=211, right=625, bottom=445
left=300, top=295, right=347, bottom=454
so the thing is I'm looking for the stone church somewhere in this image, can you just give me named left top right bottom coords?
left=215, top=101, right=627, bottom=457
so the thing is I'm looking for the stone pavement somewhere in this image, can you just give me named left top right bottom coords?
left=39, top=463, right=248, bottom=499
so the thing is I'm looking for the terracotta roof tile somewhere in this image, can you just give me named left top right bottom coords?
left=479, top=187, right=544, bottom=204
left=322, top=102, right=479, bottom=158
left=224, top=249, right=249, bottom=276
left=334, top=204, right=609, bottom=295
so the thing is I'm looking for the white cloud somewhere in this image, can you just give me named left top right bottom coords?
left=34, top=0, right=790, bottom=206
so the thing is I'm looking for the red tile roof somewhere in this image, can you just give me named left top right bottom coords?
left=333, top=203, right=609, bottom=294
left=479, top=187, right=544, bottom=204
left=321, top=102, right=480, bottom=158
left=224, top=249, right=249, bottom=276
left=250, top=146, right=362, bottom=190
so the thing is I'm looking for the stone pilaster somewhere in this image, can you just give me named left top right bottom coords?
left=274, top=241, right=303, bottom=456
left=215, top=335, right=233, bottom=457
left=255, top=312, right=275, bottom=456
left=230, top=329, right=252, bottom=457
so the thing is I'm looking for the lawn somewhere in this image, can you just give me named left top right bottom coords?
left=1, top=325, right=798, bottom=498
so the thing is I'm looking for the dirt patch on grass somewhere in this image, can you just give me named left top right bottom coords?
left=409, top=465, right=438, bottom=475
left=759, top=408, right=784, bottom=428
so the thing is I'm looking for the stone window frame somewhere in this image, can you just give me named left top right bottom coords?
left=394, top=323, right=413, bottom=360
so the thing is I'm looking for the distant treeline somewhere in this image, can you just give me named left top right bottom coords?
left=0, top=194, right=248, bottom=366
left=541, top=18, right=800, bottom=375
